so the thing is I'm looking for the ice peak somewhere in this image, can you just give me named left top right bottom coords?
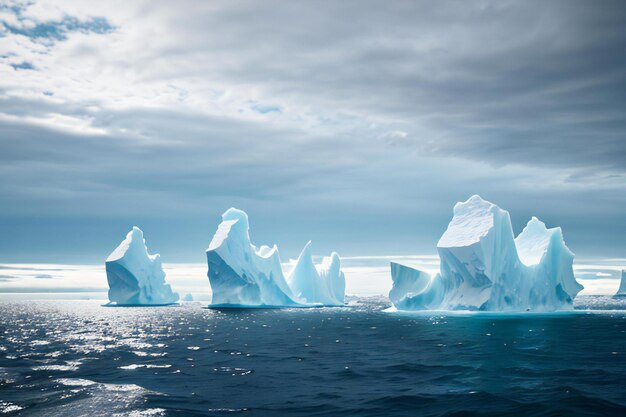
left=222, top=207, right=249, bottom=229
left=319, top=252, right=341, bottom=276
left=465, top=193, right=489, bottom=205
left=107, top=226, right=149, bottom=263
left=299, top=240, right=313, bottom=258
left=326, top=252, right=340, bottom=266
left=208, top=208, right=251, bottom=252
left=439, top=195, right=500, bottom=248
left=617, top=270, right=626, bottom=296
left=451, top=194, right=493, bottom=216
left=520, top=217, right=550, bottom=238
left=257, top=244, right=278, bottom=258
left=515, top=216, right=566, bottom=267
left=290, top=241, right=316, bottom=280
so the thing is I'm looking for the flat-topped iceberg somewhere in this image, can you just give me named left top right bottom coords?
left=206, top=208, right=345, bottom=307
left=616, top=270, right=626, bottom=297
left=389, top=195, right=583, bottom=312
left=105, top=227, right=179, bottom=306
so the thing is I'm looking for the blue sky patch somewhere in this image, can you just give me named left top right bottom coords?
left=10, top=61, right=34, bottom=70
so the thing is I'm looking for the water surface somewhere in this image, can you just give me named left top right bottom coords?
left=1, top=297, right=625, bottom=416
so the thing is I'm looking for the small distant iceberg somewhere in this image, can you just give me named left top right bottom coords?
left=389, top=195, right=583, bottom=312
left=105, top=227, right=179, bottom=306
left=206, top=208, right=345, bottom=308
left=615, top=270, right=626, bottom=297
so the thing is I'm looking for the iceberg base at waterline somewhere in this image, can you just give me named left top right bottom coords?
left=105, top=227, right=179, bottom=306
left=389, top=195, right=583, bottom=312
left=206, top=208, right=345, bottom=308
left=102, top=301, right=179, bottom=307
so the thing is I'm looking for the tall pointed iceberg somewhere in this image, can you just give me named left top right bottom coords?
left=287, top=242, right=345, bottom=305
left=616, top=270, right=626, bottom=297
left=389, top=195, right=583, bottom=311
left=206, top=208, right=299, bottom=307
left=105, top=227, right=179, bottom=305
left=206, top=208, right=345, bottom=307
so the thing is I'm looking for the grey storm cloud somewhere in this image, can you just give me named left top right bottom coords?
left=0, top=0, right=625, bottom=262
left=139, top=0, right=626, bottom=171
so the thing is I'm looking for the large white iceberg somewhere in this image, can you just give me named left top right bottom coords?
left=105, top=227, right=179, bottom=305
left=206, top=208, right=345, bottom=307
left=389, top=195, right=583, bottom=311
left=616, top=270, right=626, bottom=296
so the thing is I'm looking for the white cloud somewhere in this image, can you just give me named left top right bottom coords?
left=1, top=0, right=626, bottom=261
left=1, top=0, right=625, bottom=173
left=0, top=112, right=107, bottom=135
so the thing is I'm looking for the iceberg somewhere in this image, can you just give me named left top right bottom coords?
left=206, top=208, right=345, bottom=307
left=287, top=242, right=345, bottom=306
left=616, top=270, right=626, bottom=297
left=389, top=195, right=583, bottom=311
left=105, top=227, right=179, bottom=306
left=388, top=262, right=444, bottom=310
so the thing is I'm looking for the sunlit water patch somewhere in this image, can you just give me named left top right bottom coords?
left=0, top=299, right=625, bottom=416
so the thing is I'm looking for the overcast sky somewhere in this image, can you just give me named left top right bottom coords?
left=1, top=0, right=625, bottom=263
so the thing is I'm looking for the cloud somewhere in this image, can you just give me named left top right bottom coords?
left=1, top=1, right=114, bottom=41
left=1, top=1, right=624, bottom=171
left=0, top=0, right=625, bottom=261
left=0, top=275, right=16, bottom=281
left=9, top=61, right=33, bottom=70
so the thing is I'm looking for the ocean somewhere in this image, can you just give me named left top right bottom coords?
left=1, top=297, right=625, bottom=416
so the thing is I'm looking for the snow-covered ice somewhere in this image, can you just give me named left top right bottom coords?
left=389, top=195, right=583, bottom=311
left=105, top=227, right=179, bottom=305
left=616, top=270, right=626, bottom=296
left=206, top=208, right=345, bottom=307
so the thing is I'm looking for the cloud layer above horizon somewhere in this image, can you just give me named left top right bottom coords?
left=1, top=0, right=625, bottom=262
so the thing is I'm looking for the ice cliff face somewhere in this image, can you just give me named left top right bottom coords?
left=389, top=195, right=583, bottom=311
left=616, top=270, right=626, bottom=296
left=388, top=262, right=444, bottom=310
left=206, top=208, right=345, bottom=307
left=105, top=227, right=179, bottom=305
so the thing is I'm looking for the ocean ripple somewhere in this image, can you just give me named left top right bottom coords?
left=0, top=298, right=624, bottom=416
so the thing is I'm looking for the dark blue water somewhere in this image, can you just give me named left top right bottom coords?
left=1, top=297, right=625, bottom=416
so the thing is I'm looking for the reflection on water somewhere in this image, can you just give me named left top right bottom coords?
left=0, top=298, right=625, bottom=416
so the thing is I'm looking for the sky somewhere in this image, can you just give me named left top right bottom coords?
left=1, top=0, right=626, bottom=264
